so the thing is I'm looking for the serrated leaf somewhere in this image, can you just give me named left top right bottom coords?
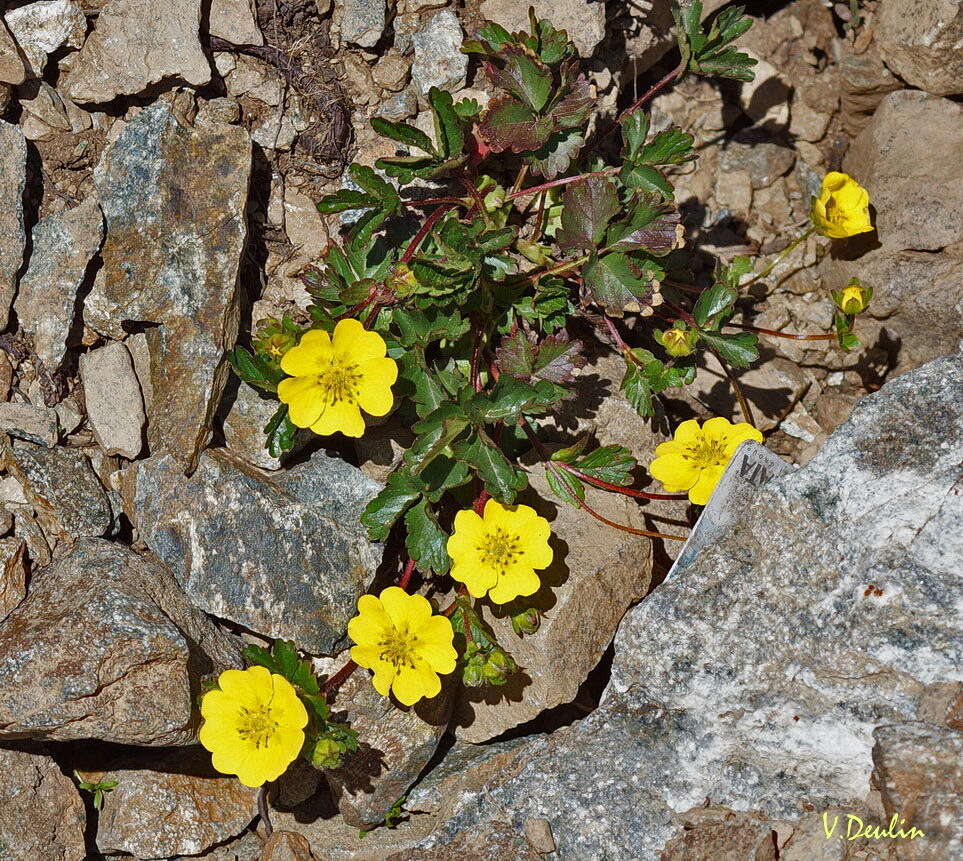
left=620, top=109, right=649, bottom=161
left=525, top=130, right=585, bottom=180
left=461, top=21, right=514, bottom=55
left=477, top=96, right=554, bottom=153
left=406, top=405, right=470, bottom=472
left=404, top=497, right=450, bottom=575
left=348, top=164, right=400, bottom=209
left=550, top=65, right=593, bottom=129
left=485, top=48, right=552, bottom=112
left=640, top=128, right=695, bottom=165
left=581, top=252, right=661, bottom=316
left=604, top=196, right=681, bottom=255
left=428, top=87, right=465, bottom=158
left=451, top=432, right=528, bottom=503
left=264, top=404, right=298, bottom=458
left=574, top=444, right=637, bottom=486
left=619, top=164, right=675, bottom=199
left=370, top=116, right=436, bottom=155
left=227, top=347, right=284, bottom=392
left=692, top=281, right=737, bottom=327
left=558, top=175, right=620, bottom=251
left=421, top=456, right=472, bottom=501
left=545, top=463, right=584, bottom=507
left=360, top=469, right=425, bottom=540
left=621, top=349, right=697, bottom=417
left=699, top=330, right=759, bottom=367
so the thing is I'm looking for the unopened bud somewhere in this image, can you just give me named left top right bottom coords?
left=511, top=606, right=541, bottom=636
left=832, top=278, right=872, bottom=315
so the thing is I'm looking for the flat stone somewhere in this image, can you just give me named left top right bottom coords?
left=660, top=806, right=777, bottom=861
left=339, top=0, right=386, bottom=48
left=876, top=0, right=963, bottom=97
left=85, top=100, right=251, bottom=473
left=17, top=78, right=71, bottom=140
left=15, top=196, right=104, bottom=372
left=0, top=538, right=242, bottom=745
left=0, top=19, right=27, bottom=84
left=209, top=0, right=263, bottom=46
left=3, top=0, right=86, bottom=78
left=719, top=138, right=795, bottom=190
left=128, top=448, right=383, bottom=654
left=841, top=90, right=962, bottom=252
left=411, top=11, right=467, bottom=97
left=399, top=354, right=963, bottom=858
left=261, top=831, right=316, bottom=861
left=0, top=538, right=26, bottom=622
left=66, top=0, right=211, bottom=103
left=325, top=664, right=453, bottom=829
left=0, top=121, right=26, bottom=330
left=2, top=439, right=111, bottom=551
left=738, top=50, right=791, bottom=128
left=96, top=748, right=258, bottom=858
left=478, top=0, right=606, bottom=58
left=0, top=746, right=86, bottom=859
left=0, top=402, right=58, bottom=447
left=79, top=341, right=146, bottom=459
left=221, top=382, right=299, bottom=470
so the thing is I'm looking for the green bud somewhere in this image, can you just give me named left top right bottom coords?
left=310, top=736, right=343, bottom=770
left=654, top=324, right=699, bottom=358
left=254, top=317, right=299, bottom=364
left=831, top=278, right=873, bottom=315
left=511, top=606, right=541, bottom=636
left=462, top=661, right=486, bottom=687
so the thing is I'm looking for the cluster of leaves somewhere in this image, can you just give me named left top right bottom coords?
left=75, top=772, right=118, bottom=810
left=243, top=641, right=358, bottom=770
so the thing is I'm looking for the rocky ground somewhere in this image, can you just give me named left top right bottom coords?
left=0, top=0, right=960, bottom=859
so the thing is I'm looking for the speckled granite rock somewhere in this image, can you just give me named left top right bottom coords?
left=339, top=0, right=385, bottom=48
left=397, top=354, right=963, bottom=859
left=128, top=448, right=383, bottom=654
left=0, top=121, right=26, bottom=330
left=411, top=11, right=467, bottom=97
left=85, top=100, right=251, bottom=472
left=0, top=539, right=242, bottom=744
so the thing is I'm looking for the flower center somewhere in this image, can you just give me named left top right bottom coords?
left=236, top=705, right=279, bottom=749
left=317, top=360, right=362, bottom=405
left=684, top=436, right=728, bottom=469
left=378, top=629, right=417, bottom=669
left=477, top=526, right=521, bottom=572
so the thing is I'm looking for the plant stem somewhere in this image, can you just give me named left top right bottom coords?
left=511, top=164, right=529, bottom=194
left=575, top=492, right=687, bottom=541
left=556, top=461, right=687, bottom=501
left=400, top=204, right=453, bottom=264
left=619, top=61, right=686, bottom=118
left=473, top=488, right=491, bottom=514
left=401, top=196, right=463, bottom=208
left=740, top=227, right=814, bottom=289
left=727, top=322, right=836, bottom=341
left=506, top=167, right=619, bottom=202
left=709, top=347, right=755, bottom=427
left=470, top=326, right=485, bottom=392
left=321, top=658, right=357, bottom=695
left=602, top=315, right=630, bottom=352
left=397, top=558, right=416, bottom=590
left=258, top=785, right=274, bottom=837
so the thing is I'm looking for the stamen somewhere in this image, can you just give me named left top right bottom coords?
left=477, top=526, right=521, bottom=572
left=684, top=436, right=728, bottom=468
left=316, top=360, right=362, bottom=406
left=236, top=705, right=280, bottom=749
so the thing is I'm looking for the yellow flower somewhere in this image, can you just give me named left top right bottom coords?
left=199, top=666, right=308, bottom=788
left=810, top=172, right=873, bottom=239
left=277, top=319, right=398, bottom=438
left=649, top=417, right=763, bottom=505
left=447, top=499, right=553, bottom=604
left=348, top=587, right=457, bottom=707
left=832, top=278, right=873, bottom=315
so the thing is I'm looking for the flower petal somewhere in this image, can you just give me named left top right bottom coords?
left=391, top=660, right=440, bottom=706
left=310, top=400, right=366, bottom=437
left=357, top=358, right=397, bottom=416
left=278, top=376, right=326, bottom=428
left=649, top=453, right=700, bottom=492
left=380, top=586, right=432, bottom=633
left=520, top=536, right=553, bottom=570
left=280, top=329, right=331, bottom=376
left=688, top=464, right=725, bottom=505
left=489, top=568, right=540, bottom=604
left=450, top=561, right=496, bottom=598
left=333, top=318, right=388, bottom=362
left=348, top=594, right=393, bottom=647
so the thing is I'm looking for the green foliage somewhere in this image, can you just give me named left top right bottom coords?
left=75, top=773, right=118, bottom=810
left=673, top=1, right=758, bottom=81
left=451, top=597, right=519, bottom=686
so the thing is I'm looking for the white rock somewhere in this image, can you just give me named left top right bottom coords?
left=738, top=49, right=791, bottom=129
left=3, top=0, right=86, bottom=78
left=412, top=10, right=467, bottom=97
left=79, top=342, right=146, bottom=459
left=339, top=0, right=386, bottom=48
left=208, top=0, right=263, bottom=46
left=283, top=186, right=327, bottom=259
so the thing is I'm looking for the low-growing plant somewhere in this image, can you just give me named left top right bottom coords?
left=217, top=0, right=875, bottom=813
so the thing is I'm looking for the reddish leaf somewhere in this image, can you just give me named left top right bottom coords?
left=477, top=96, right=554, bottom=153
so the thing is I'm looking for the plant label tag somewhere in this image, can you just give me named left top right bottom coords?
left=667, top=441, right=792, bottom=577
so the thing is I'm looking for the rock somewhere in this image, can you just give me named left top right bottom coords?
left=325, top=665, right=453, bottom=829
left=128, top=448, right=383, bottom=654
left=0, top=538, right=242, bottom=745
left=455, top=468, right=653, bottom=743
left=339, top=0, right=386, bottom=48
left=79, top=341, right=146, bottom=459
left=372, top=53, right=411, bottom=92
left=411, top=11, right=467, bottom=97
left=478, top=0, right=606, bottom=58
left=838, top=44, right=902, bottom=137
left=871, top=722, right=963, bottom=859
left=719, top=138, right=795, bottom=191
left=2, top=439, right=111, bottom=551
left=0, top=121, right=26, bottom=330
left=15, top=197, right=104, bottom=372
left=209, top=0, right=263, bottom=46
left=841, top=90, right=962, bottom=252
left=0, top=746, right=86, bottom=859
left=85, top=100, right=251, bottom=473
left=713, top=168, right=752, bottom=215
left=0, top=538, right=26, bottom=621
left=0, top=18, right=27, bottom=84
left=283, top=185, right=328, bottom=259
left=3, top=0, right=86, bottom=78
left=17, top=78, right=71, bottom=140
left=66, top=0, right=211, bottom=103
left=788, top=96, right=831, bottom=143
left=738, top=50, right=791, bottom=128
left=261, top=831, right=316, bottom=861
left=0, top=402, right=58, bottom=447
left=224, top=55, right=282, bottom=106
left=876, top=0, right=963, bottom=97
left=389, top=821, right=539, bottom=860
left=222, top=383, right=297, bottom=470
left=95, top=748, right=258, bottom=858
left=400, top=354, right=963, bottom=858
left=522, top=818, right=555, bottom=854
left=375, top=86, right=417, bottom=121
left=660, top=806, right=777, bottom=861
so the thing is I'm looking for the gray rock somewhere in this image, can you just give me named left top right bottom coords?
left=95, top=748, right=258, bottom=858
left=339, top=0, right=386, bottom=48
left=0, top=746, right=86, bottom=860
left=15, top=197, right=104, bottom=372
left=0, top=402, right=58, bottom=447
left=79, top=341, right=146, bottom=459
left=0, top=538, right=243, bottom=745
left=129, top=448, right=383, bottom=654
left=2, top=439, right=111, bottom=552
left=412, top=11, right=467, bottom=97
left=3, top=0, right=87, bottom=78
left=0, top=121, right=26, bottom=330
left=85, top=100, right=251, bottom=473
left=719, top=138, right=795, bottom=190
left=876, top=0, right=963, bottom=97
left=208, top=0, right=263, bottom=46
left=16, top=78, right=71, bottom=140
left=66, top=0, right=211, bottom=103
left=222, top=382, right=298, bottom=470
left=403, top=354, right=963, bottom=859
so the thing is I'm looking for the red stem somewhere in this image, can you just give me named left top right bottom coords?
left=402, top=196, right=463, bottom=208
left=397, top=558, right=416, bottom=590
left=576, top=493, right=687, bottom=541
left=728, top=322, right=836, bottom=341
left=505, top=167, right=619, bottom=202
left=557, top=462, right=687, bottom=501
left=619, top=61, right=685, bottom=119
left=473, top=489, right=491, bottom=514
left=401, top=204, right=452, bottom=264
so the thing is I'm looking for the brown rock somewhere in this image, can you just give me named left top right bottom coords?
left=0, top=18, right=27, bottom=85
left=838, top=45, right=901, bottom=136
left=876, top=0, right=963, bottom=97
left=0, top=746, right=86, bottom=860
left=0, top=537, right=26, bottom=621
left=0, top=121, right=26, bottom=330
left=66, top=0, right=211, bottom=103
left=0, top=402, right=58, bottom=447
left=209, top=0, right=263, bottom=46
left=95, top=748, right=258, bottom=858
left=0, top=538, right=242, bottom=745
left=79, top=341, right=146, bottom=459
left=871, top=722, right=963, bottom=860
left=661, top=806, right=777, bottom=861
left=261, top=830, right=316, bottom=861
left=85, top=99, right=251, bottom=473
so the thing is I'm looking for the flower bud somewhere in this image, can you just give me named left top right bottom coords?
left=654, top=324, right=698, bottom=358
left=511, top=606, right=541, bottom=636
left=462, top=660, right=486, bottom=687
left=832, top=278, right=873, bottom=315
left=387, top=263, right=419, bottom=298
left=310, top=737, right=343, bottom=770
left=254, top=318, right=299, bottom=364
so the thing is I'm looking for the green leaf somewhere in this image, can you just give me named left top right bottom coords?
left=692, top=281, right=737, bottom=327
left=428, top=87, right=465, bottom=158
left=834, top=311, right=860, bottom=352
left=451, top=431, right=528, bottom=503
left=243, top=640, right=320, bottom=695
left=619, top=164, right=675, bottom=198
left=568, top=444, right=637, bottom=487
left=461, top=21, right=514, bottom=55
left=620, top=108, right=650, bottom=161
left=227, top=347, right=285, bottom=392
left=699, top=330, right=759, bottom=367
left=404, top=497, right=450, bottom=575
left=421, top=456, right=472, bottom=502
left=348, top=164, right=400, bottom=210
left=581, top=252, right=662, bottom=316
left=604, top=195, right=681, bottom=255
left=477, top=96, right=554, bottom=153
left=495, top=328, right=585, bottom=385
left=316, top=187, right=379, bottom=214
left=525, top=130, right=585, bottom=180
left=621, top=349, right=697, bottom=416
left=360, top=469, right=425, bottom=540
left=545, top=462, right=584, bottom=507
left=486, top=46, right=553, bottom=112
left=370, top=116, right=436, bottom=155
left=454, top=97, right=481, bottom=120
left=264, top=404, right=298, bottom=458
left=640, top=128, right=695, bottom=166
left=405, top=405, right=470, bottom=472
left=558, top=175, right=620, bottom=251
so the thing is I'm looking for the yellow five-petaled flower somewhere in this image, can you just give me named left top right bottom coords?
left=278, top=319, right=398, bottom=438
left=447, top=499, right=553, bottom=604
left=810, top=171, right=873, bottom=239
left=649, top=417, right=763, bottom=506
left=199, top=666, right=308, bottom=788
left=348, top=587, right=457, bottom=707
